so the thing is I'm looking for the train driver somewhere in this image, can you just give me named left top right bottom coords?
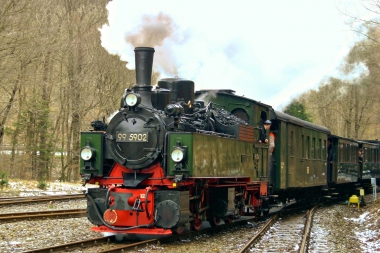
left=259, top=120, right=272, bottom=144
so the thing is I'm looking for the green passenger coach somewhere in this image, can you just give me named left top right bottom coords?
left=270, top=111, right=330, bottom=191
left=329, top=135, right=360, bottom=184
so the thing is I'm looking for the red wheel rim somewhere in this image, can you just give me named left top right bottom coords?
left=192, top=219, right=202, bottom=230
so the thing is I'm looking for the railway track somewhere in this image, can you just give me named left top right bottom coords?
left=0, top=194, right=85, bottom=206
left=238, top=205, right=319, bottom=253
left=13, top=200, right=322, bottom=253
left=23, top=236, right=116, bottom=253
left=17, top=203, right=328, bottom=253
left=0, top=209, right=86, bottom=223
left=24, top=215, right=263, bottom=253
left=8, top=196, right=371, bottom=253
left=24, top=233, right=174, bottom=253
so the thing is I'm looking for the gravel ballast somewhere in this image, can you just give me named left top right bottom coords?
left=0, top=181, right=379, bottom=252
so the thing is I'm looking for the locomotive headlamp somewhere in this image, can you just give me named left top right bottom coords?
left=125, top=93, right=141, bottom=107
left=171, top=148, right=184, bottom=162
left=80, top=142, right=96, bottom=161
left=81, top=147, right=94, bottom=161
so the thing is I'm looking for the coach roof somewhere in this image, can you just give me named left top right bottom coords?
left=273, top=110, right=330, bottom=134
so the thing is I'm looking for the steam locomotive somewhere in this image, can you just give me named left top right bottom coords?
left=80, top=47, right=380, bottom=240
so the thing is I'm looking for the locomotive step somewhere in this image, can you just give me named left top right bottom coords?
left=270, top=204, right=284, bottom=207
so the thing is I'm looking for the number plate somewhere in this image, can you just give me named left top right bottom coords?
left=116, top=132, right=149, bottom=142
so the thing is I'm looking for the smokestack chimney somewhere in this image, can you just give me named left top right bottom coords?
left=133, top=47, right=155, bottom=107
left=134, top=47, right=155, bottom=86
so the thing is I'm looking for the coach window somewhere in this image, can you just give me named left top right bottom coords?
left=372, top=148, right=375, bottom=162
left=374, top=149, right=376, bottom=163
left=348, top=144, right=350, bottom=161
left=290, top=131, right=293, bottom=156
left=317, top=139, right=321, bottom=160
left=306, top=136, right=310, bottom=159
left=368, top=148, right=371, bottom=163
left=348, top=145, right=350, bottom=162
left=260, top=111, right=267, bottom=123
left=348, top=145, right=351, bottom=162
left=232, top=108, right=249, bottom=123
left=302, top=135, right=305, bottom=158
left=368, top=148, right=372, bottom=163
left=339, top=143, right=344, bottom=162
left=312, top=138, right=316, bottom=159
left=364, top=148, right=368, bottom=162
left=323, top=140, right=326, bottom=159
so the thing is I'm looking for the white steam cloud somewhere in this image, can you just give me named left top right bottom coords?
left=100, top=0, right=354, bottom=109
left=100, top=1, right=260, bottom=99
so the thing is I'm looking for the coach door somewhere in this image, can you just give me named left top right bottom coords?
left=286, top=124, right=299, bottom=188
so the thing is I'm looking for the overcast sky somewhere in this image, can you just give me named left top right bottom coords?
left=100, top=0, right=368, bottom=110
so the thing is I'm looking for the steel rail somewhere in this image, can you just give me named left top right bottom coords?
left=97, top=239, right=160, bottom=253
left=299, top=204, right=320, bottom=253
left=23, top=236, right=115, bottom=253
left=237, top=214, right=279, bottom=253
left=0, top=194, right=85, bottom=205
left=0, top=209, right=86, bottom=223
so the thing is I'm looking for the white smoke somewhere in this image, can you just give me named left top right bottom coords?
left=100, top=0, right=260, bottom=97
left=100, top=0, right=354, bottom=109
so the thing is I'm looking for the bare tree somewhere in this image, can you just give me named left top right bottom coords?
left=0, top=0, right=141, bottom=182
left=0, top=0, right=32, bottom=145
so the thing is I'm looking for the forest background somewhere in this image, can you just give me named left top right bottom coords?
left=0, top=0, right=379, bottom=185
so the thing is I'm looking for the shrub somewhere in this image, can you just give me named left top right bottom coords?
left=37, top=179, right=48, bottom=190
left=0, top=171, right=9, bottom=190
